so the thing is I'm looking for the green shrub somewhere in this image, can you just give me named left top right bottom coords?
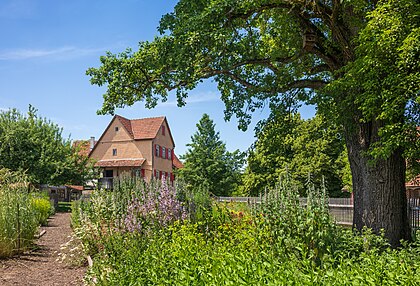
left=255, top=175, right=338, bottom=264
left=31, top=193, right=54, bottom=226
left=85, top=219, right=420, bottom=285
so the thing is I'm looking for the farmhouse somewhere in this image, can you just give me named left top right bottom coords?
left=89, top=115, right=183, bottom=187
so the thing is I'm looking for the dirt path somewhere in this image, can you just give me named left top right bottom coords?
left=0, top=212, right=86, bottom=286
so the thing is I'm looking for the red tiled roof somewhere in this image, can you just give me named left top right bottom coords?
left=95, top=158, right=145, bottom=167
left=66, top=185, right=84, bottom=191
left=72, top=140, right=91, bottom=157
left=116, top=115, right=165, bottom=140
left=407, top=175, right=420, bottom=187
left=173, top=154, right=184, bottom=169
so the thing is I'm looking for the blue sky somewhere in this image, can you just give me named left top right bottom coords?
left=0, top=0, right=315, bottom=156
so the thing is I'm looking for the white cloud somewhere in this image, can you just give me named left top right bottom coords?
left=0, top=46, right=106, bottom=61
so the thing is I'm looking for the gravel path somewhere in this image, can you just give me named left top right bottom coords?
left=0, top=212, right=86, bottom=286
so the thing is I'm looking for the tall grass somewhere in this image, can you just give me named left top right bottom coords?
left=0, top=169, right=38, bottom=258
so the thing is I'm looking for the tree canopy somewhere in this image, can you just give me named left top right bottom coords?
left=0, top=106, right=93, bottom=186
left=87, top=0, right=419, bottom=246
left=178, top=114, right=244, bottom=196
left=243, top=112, right=349, bottom=197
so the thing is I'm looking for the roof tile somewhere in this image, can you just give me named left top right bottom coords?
left=95, top=158, right=145, bottom=167
left=116, top=115, right=165, bottom=140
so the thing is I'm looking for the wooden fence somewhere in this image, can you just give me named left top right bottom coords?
left=215, top=196, right=419, bottom=232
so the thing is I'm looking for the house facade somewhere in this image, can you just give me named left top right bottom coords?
left=89, top=115, right=181, bottom=185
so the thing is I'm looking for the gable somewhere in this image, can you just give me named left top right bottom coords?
left=89, top=115, right=176, bottom=159
left=89, top=116, right=133, bottom=158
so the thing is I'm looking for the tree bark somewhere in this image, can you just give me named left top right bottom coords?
left=344, top=119, right=411, bottom=247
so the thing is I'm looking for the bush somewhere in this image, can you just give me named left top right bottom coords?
left=31, top=192, right=54, bottom=226
left=255, top=175, right=338, bottom=264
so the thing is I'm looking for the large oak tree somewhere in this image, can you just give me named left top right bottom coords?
left=87, top=0, right=420, bottom=246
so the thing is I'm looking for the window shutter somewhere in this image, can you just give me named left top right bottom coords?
left=159, top=146, right=162, bottom=157
left=154, top=169, right=157, bottom=178
left=141, top=169, right=145, bottom=178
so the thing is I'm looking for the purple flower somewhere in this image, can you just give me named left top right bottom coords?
left=123, top=179, right=187, bottom=233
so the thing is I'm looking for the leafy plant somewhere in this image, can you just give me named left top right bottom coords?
left=31, top=192, right=54, bottom=226
left=255, top=174, right=338, bottom=264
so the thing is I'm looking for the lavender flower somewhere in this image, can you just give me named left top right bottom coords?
left=123, top=178, right=187, bottom=234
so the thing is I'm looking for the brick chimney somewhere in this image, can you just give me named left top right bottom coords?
left=89, top=136, right=95, bottom=150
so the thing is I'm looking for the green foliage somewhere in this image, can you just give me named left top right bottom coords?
left=175, top=180, right=212, bottom=223
left=70, top=176, right=204, bottom=257
left=255, top=175, right=338, bottom=265
left=178, top=114, right=244, bottom=196
left=30, top=192, right=54, bottom=226
left=324, top=0, right=420, bottom=156
left=243, top=112, right=349, bottom=196
left=78, top=177, right=420, bottom=285
left=0, top=106, right=94, bottom=185
left=0, top=168, right=39, bottom=258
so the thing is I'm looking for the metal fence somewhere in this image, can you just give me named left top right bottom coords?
left=408, top=198, right=420, bottom=234
left=215, top=196, right=420, bottom=231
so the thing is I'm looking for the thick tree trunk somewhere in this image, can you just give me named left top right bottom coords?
left=345, top=120, right=411, bottom=247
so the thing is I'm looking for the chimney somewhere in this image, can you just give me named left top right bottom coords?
left=89, top=136, right=95, bottom=150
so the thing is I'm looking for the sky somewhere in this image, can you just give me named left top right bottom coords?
left=0, top=0, right=315, bottom=156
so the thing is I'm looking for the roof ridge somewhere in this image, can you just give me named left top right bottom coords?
left=129, top=116, right=166, bottom=121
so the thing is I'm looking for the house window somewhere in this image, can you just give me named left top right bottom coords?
left=112, top=149, right=117, bottom=156
left=168, top=148, right=172, bottom=160
left=104, top=170, right=113, bottom=178
left=115, top=126, right=119, bottom=132
left=162, top=147, right=166, bottom=159
left=133, top=168, right=140, bottom=177
left=162, top=126, right=165, bottom=136
left=155, top=144, right=160, bottom=157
